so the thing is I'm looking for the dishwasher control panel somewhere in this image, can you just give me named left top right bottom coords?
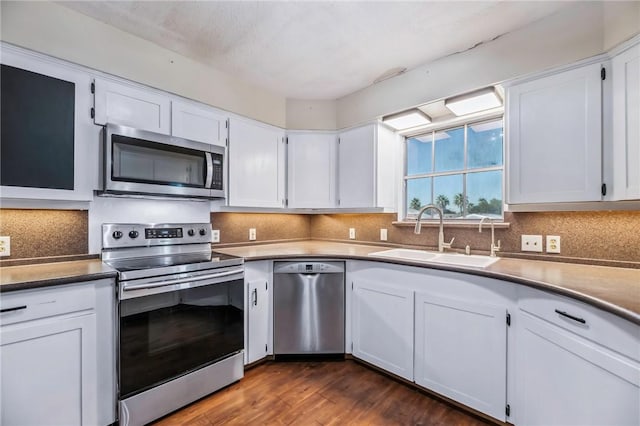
left=273, top=261, right=344, bottom=274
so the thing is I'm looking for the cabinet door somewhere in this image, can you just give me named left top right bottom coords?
left=171, top=100, right=228, bottom=147
left=414, top=293, right=507, bottom=421
left=247, top=279, right=269, bottom=364
left=612, top=42, right=640, bottom=200
left=228, top=118, right=286, bottom=207
left=93, top=77, right=171, bottom=134
left=516, top=312, right=640, bottom=426
left=1, top=313, right=98, bottom=426
left=506, top=63, right=603, bottom=203
left=0, top=46, right=96, bottom=201
left=287, top=132, right=337, bottom=208
left=352, top=279, right=413, bottom=380
left=338, top=125, right=376, bottom=208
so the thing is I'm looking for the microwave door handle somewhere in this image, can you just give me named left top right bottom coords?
left=205, top=152, right=214, bottom=189
left=122, top=268, right=243, bottom=292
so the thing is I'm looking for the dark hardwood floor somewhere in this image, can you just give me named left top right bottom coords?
left=152, top=360, right=490, bottom=425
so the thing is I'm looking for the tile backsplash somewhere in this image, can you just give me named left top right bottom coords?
left=0, top=209, right=88, bottom=262
left=213, top=211, right=640, bottom=267
left=2, top=209, right=638, bottom=268
left=210, top=212, right=311, bottom=244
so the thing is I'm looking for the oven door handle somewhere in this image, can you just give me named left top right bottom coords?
left=122, top=268, right=243, bottom=292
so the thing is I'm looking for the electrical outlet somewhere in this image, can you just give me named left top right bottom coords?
left=211, top=230, right=220, bottom=243
left=349, top=228, right=356, bottom=240
left=380, top=229, right=388, bottom=241
left=0, top=236, right=10, bottom=257
left=249, top=228, right=256, bottom=241
left=546, top=235, right=561, bottom=253
left=521, top=235, right=543, bottom=252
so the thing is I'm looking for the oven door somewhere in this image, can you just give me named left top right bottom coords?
left=119, top=268, right=244, bottom=399
left=103, top=124, right=225, bottom=199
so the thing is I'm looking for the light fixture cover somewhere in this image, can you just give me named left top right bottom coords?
left=383, top=109, right=431, bottom=130
left=445, top=87, right=502, bottom=116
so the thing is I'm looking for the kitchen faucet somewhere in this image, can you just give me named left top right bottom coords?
left=414, top=204, right=454, bottom=253
left=479, top=216, right=501, bottom=257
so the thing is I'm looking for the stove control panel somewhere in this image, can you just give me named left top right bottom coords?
left=102, top=223, right=211, bottom=249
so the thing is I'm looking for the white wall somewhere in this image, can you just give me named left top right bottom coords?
left=286, top=99, right=337, bottom=130
left=0, top=1, right=287, bottom=127
left=336, top=2, right=638, bottom=129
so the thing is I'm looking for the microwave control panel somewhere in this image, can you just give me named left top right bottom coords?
left=211, top=153, right=223, bottom=190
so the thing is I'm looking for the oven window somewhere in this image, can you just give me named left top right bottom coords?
left=112, top=134, right=206, bottom=188
left=119, top=279, right=244, bottom=398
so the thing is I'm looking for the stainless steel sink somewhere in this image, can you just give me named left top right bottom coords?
left=368, top=249, right=499, bottom=268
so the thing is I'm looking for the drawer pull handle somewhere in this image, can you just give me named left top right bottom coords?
left=555, top=309, right=586, bottom=324
left=0, top=305, right=27, bottom=313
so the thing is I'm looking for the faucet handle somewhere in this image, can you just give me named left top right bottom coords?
left=493, top=240, right=501, bottom=252
left=442, top=237, right=455, bottom=248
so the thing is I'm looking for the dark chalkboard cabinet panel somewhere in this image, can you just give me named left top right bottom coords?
left=1, top=64, right=75, bottom=190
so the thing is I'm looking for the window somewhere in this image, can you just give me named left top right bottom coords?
left=405, top=117, right=503, bottom=219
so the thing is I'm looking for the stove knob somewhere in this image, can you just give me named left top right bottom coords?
left=112, top=231, right=123, bottom=240
left=199, top=228, right=207, bottom=236
left=129, top=230, right=139, bottom=239
left=187, top=229, right=195, bottom=237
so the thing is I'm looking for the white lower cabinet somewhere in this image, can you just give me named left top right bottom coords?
left=0, top=279, right=115, bottom=426
left=351, top=278, right=414, bottom=381
left=414, top=292, right=508, bottom=421
left=244, top=260, right=272, bottom=365
left=348, top=261, right=516, bottom=422
left=515, top=288, right=640, bottom=426
left=1, top=313, right=97, bottom=426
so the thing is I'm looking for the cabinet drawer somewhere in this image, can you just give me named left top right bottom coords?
left=518, top=287, right=640, bottom=362
left=0, top=283, right=95, bottom=326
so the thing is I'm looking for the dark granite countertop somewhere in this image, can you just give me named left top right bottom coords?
left=214, top=240, right=640, bottom=325
left=0, top=259, right=117, bottom=292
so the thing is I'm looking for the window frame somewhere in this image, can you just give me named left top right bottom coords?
left=402, top=113, right=505, bottom=221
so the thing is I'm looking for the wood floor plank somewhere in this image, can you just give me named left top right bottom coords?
left=152, top=360, right=490, bottom=426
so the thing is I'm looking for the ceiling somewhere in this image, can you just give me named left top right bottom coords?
left=59, top=1, right=576, bottom=100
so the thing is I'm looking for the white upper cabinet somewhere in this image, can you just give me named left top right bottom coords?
left=0, top=45, right=96, bottom=202
left=171, top=100, right=228, bottom=147
left=228, top=117, right=286, bottom=208
left=611, top=39, right=640, bottom=200
left=337, top=124, right=397, bottom=209
left=287, top=132, right=338, bottom=208
left=93, top=77, right=171, bottom=134
left=506, top=61, right=603, bottom=204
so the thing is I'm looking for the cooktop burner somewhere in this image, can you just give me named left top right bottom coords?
left=105, top=251, right=239, bottom=273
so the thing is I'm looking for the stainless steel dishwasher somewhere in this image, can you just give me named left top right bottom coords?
left=273, top=261, right=345, bottom=355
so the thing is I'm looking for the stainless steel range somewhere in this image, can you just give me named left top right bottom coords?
left=102, top=223, right=244, bottom=426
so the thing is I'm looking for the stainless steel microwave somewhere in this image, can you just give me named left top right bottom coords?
left=100, top=124, right=225, bottom=199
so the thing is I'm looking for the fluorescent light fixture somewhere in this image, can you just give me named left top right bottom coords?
left=383, top=109, right=431, bottom=130
left=433, top=131, right=450, bottom=141
left=470, top=120, right=502, bottom=133
left=445, top=87, right=502, bottom=116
